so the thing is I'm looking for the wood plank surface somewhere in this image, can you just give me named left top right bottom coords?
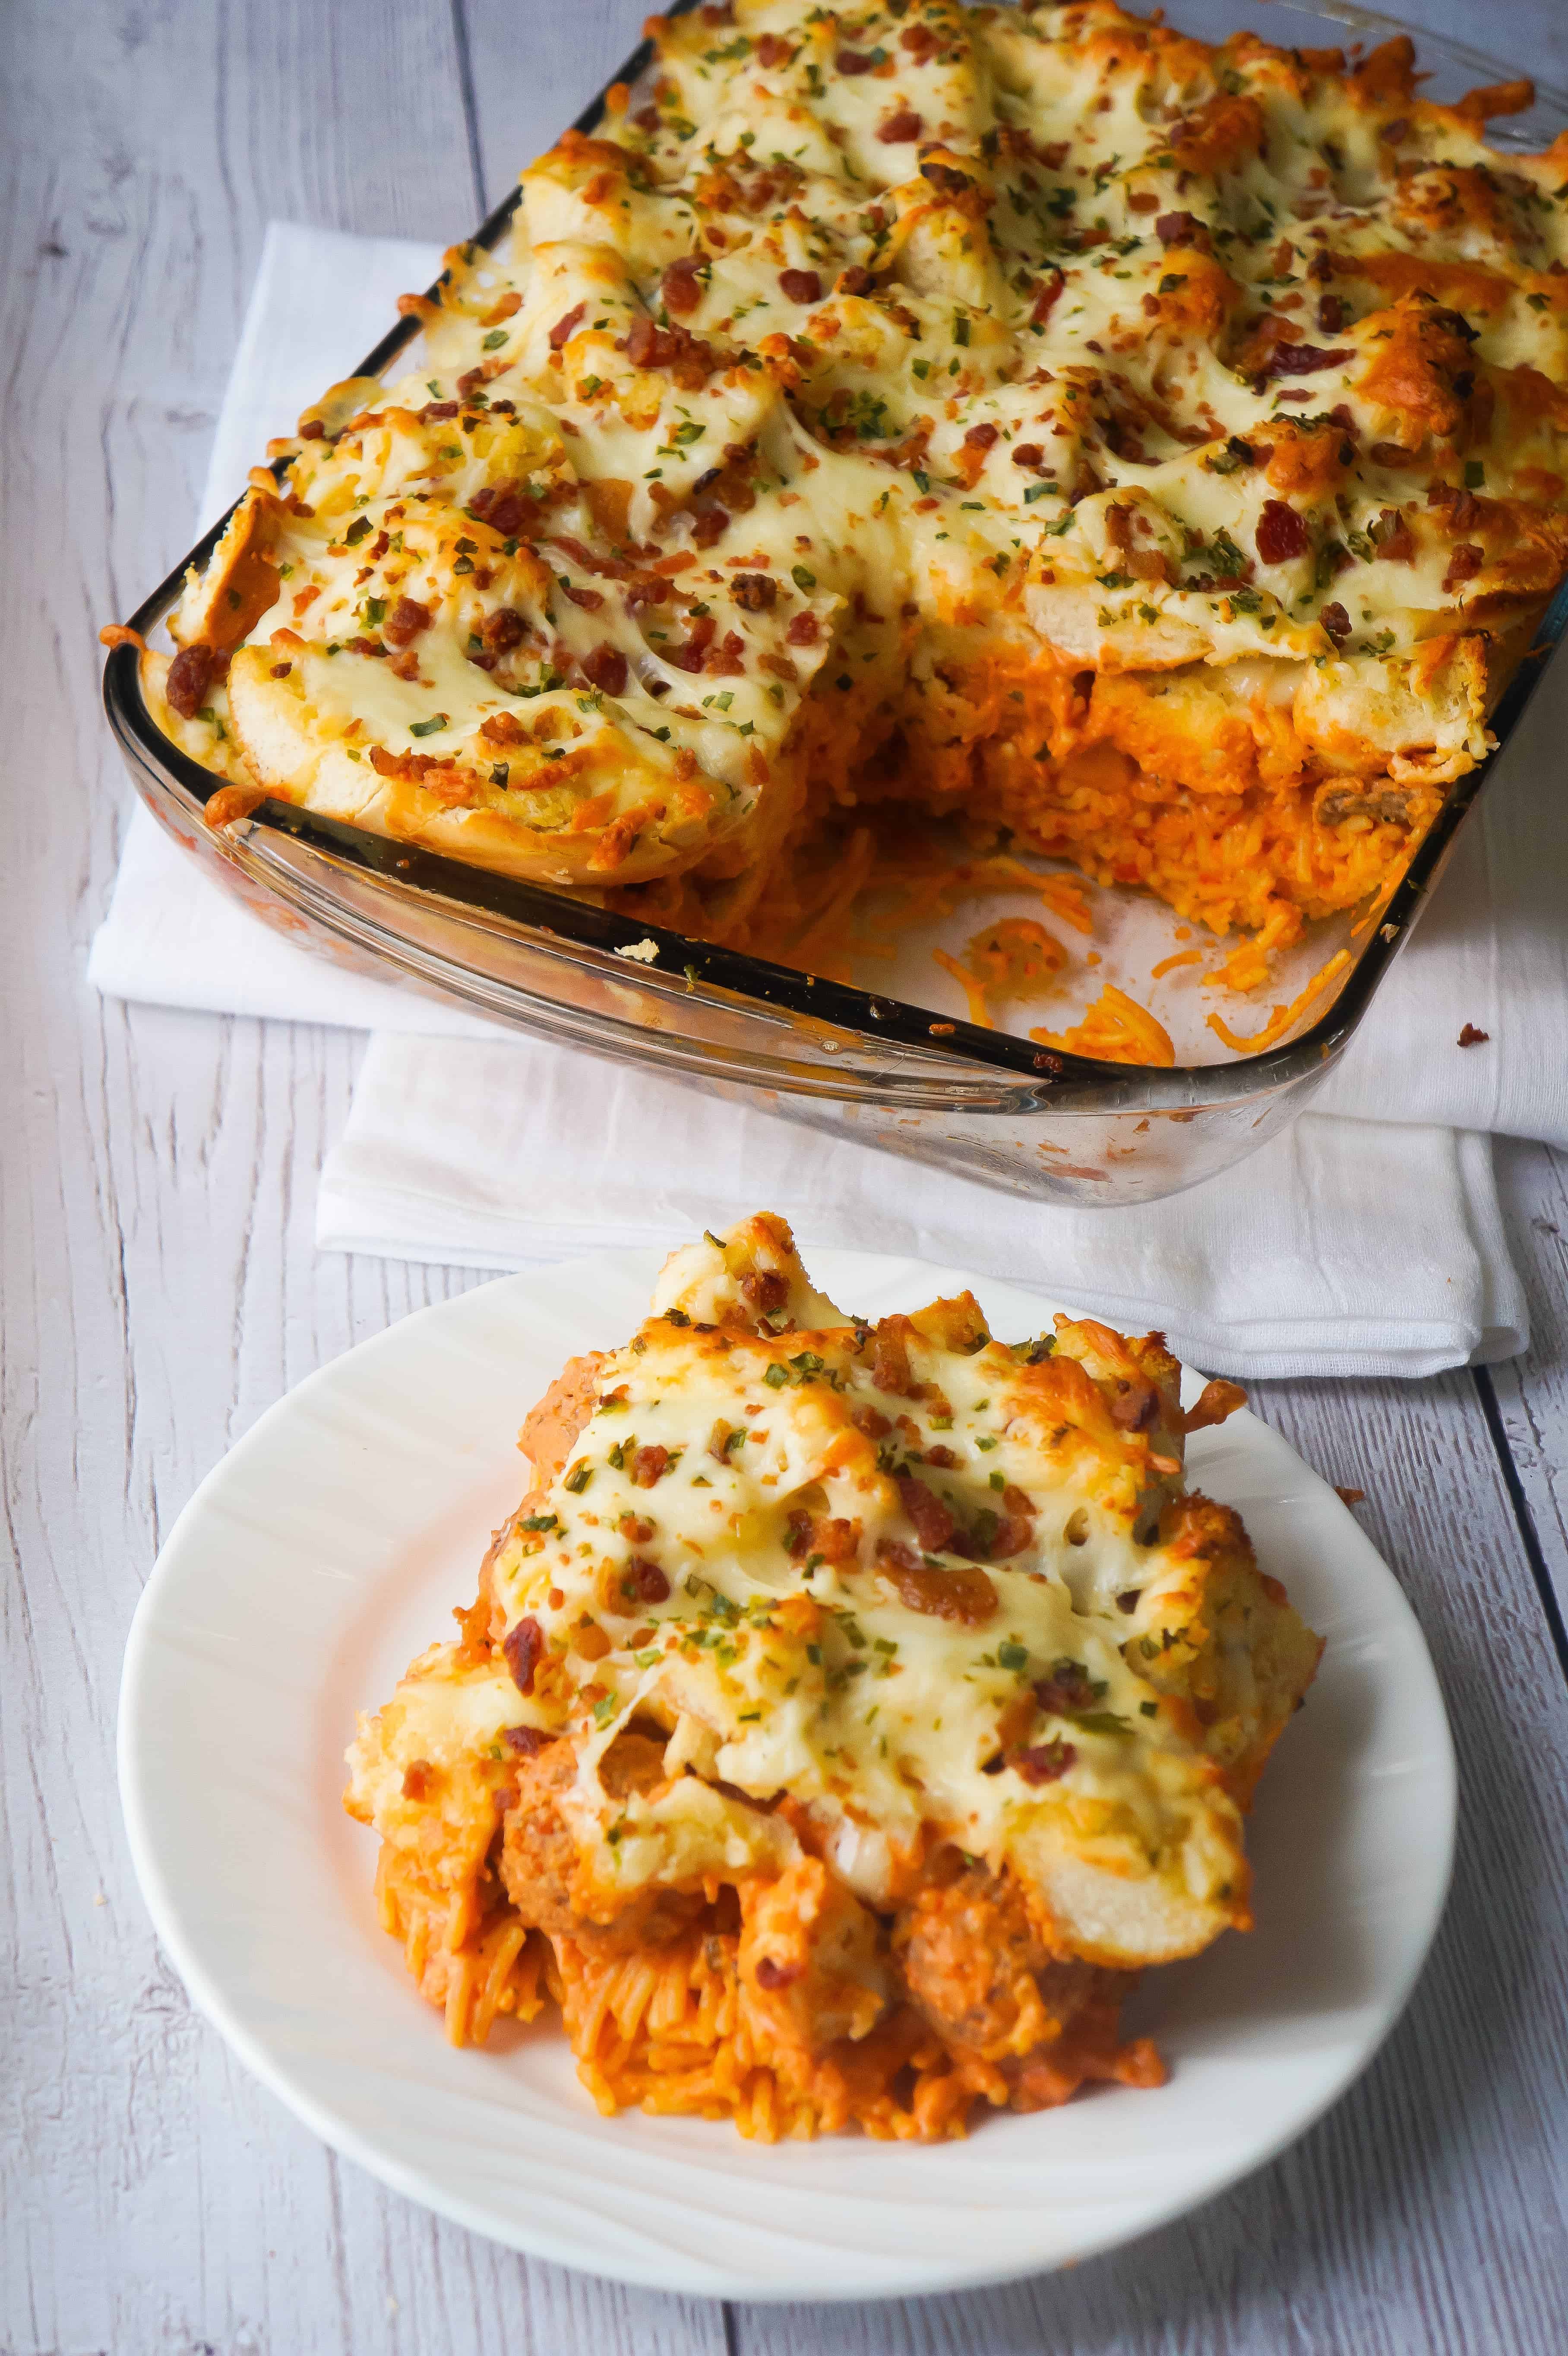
left=3, top=0, right=1567, bottom=2350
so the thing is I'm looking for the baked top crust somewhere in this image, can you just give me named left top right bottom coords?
left=141, top=2, right=1568, bottom=973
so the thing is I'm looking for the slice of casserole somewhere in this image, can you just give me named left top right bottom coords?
left=135, top=0, right=1568, bottom=990
left=345, top=1212, right=1322, bottom=2140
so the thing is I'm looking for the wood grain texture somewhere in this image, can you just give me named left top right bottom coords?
left=3, top=0, right=1568, bottom=2350
left=1490, top=1137, right=1568, bottom=1635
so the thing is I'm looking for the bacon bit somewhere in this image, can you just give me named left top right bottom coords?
left=419, top=399, right=460, bottom=422
left=269, top=662, right=292, bottom=678
left=1443, top=542, right=1484, bottom=593
left=630, top=1444, right=670, bottom=1490
left=482, top=608, right=527, bottom=654
left=1458, top=1022, right=1490, bottom=1047
left=921, top=157, right=977, bottom=200
left=1184, top=1378, right=1247, bottom=1433
left=582, top=644, right=629, bottom=696
left=787, top=1512, right=860, bottom=1564
left=345, top=635, right=386, bottom=659
left=1320, top=600, right=1351, bottom=643
left=549, top=303, right=586, bottom=351
left=741, top=1269, right=789, bottom=1312
left=730, top=571, right=777, bottom=611
left=1155, top=211, right=1211, bottom=251
left=755, top=31, right=791, bottom=66
left=1318, top=294, right=1348, bottom=334
left=835, top=46, right=876, bottom=73
left=662, top=256, right=706, bottom=318
left=1011, top=1738, right=1075, bottom=1785
left=975, top=1513, right=1033, bottom=1562
left=1255, top=498, right=1310, bottom=564
left=706, top=629, right=746, bottom=676
left=897, top=1473, right=957, bottom=1555
left=564, top=582, right=606, bottom=611
left=503, top=1724, right=552, bottom=1756
left=469, top=481, right=531, bottom=536
left=503, top=1615, right=544, bottom=1695
left=964, top=421, right=999, bottom=452
left=785, top=611, right=819, bottom=645
left=900, top=21, right=940, bottom=60
left=754, top=1954, right=804, bottom=1990
left=1034, top=1662, right=1097, bottom=1716
left=479, top=711, right=526, bottom=747
left=483, top=289, right=523, bottom=326
left=1373, top=507, right=1416, bottom=562
left=623, top=1556, right=670, bottom=1603
left=166, top=643, right=214, bottom=719
left=837, top=264, right=876, bottom=297
left=299, top=418, right=326, bottom=440
left=878, top=105, right=924, bottom=143
left=401, top=1759, right=435, bottom=1800
left=384, top=596, right=432, bottom=648
left=870, top=1326, right=916, bottom=1396
left=669, top=614, right=717, bottom=674
left=1335, top=1485, right=1367, bottom=1507
left=852, top=1405, right=891, bottom=1440
left=1430, top=483, right=1480, bottom=531
left=620, top=313, right=716, bottom=386
left=1254, top=342, right=1353, bottom=383
left=1011, top=443, right=1046, bottom=471
left=779, top=267, right=822, bottom=304
left=878, top=1544, right=998, bottom=1626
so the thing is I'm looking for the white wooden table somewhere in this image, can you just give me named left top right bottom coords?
left=6, top=3, right=1568, bottom=2347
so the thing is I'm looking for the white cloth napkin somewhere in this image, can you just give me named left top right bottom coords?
left=94, top=223, right=1567, bottom=1375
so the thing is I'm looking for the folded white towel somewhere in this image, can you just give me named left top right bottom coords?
left=94, top=223, right=1565, bottom=1374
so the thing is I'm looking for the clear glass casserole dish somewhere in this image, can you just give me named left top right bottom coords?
left=101, top=0, right=1568, bottom=1206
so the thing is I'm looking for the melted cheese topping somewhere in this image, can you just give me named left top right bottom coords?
left=153, top=0, right=1568, bottom=961
left=347, top=1211, right=1322, bottom=1967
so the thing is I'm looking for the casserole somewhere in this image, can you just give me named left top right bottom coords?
left=344, top=1211, right=1322, bottom=2141
left=101, top=0, right=1568, bottom=1204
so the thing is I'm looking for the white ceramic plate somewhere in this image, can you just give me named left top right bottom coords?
left=119, top=1248, right=1454, bottom=2303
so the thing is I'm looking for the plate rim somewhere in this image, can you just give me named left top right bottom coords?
left=117, top=1247, right=1457, bottom=2304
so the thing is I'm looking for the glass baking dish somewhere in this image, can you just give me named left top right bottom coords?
left=101, top=0, right=1568, bottom=1206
